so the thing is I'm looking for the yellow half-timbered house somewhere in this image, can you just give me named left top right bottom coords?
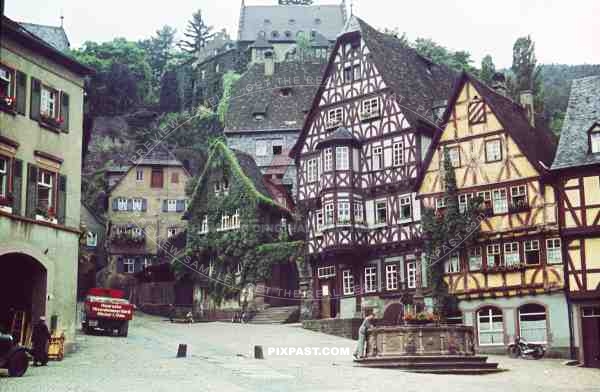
left=418, top=72, right=569, bottom=356
left=551, top=76, right=600, bottom=368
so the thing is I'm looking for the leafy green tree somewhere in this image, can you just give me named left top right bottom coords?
left=480, top=55, right=496, bottom=84
left=139, top=25, right=177, bottom=92
left=413, top=38, right=475, bottom=72
left=178, top=9, right=214, bottom=55
left=511, top=35, right=544, bottom=113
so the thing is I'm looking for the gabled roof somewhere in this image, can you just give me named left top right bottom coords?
left=290, top=16, right=456, bottom=158
left=551, top=76, right=600, bottom=170
left=315, top=126, right=362, bottom=149
left=186, top=141, right=291, bottom=216
left=19, top=22, right=70, bottom=52
left=224, top=60, right=326, bottom=133
left=265, top=149, right=294, bottom=177
left=238, top=3, right=345, bottom=42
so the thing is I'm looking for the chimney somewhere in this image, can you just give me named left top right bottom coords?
left=491, top=72, right=507, bottom=97
left=519, top=90, right=535, bottom=127
left=264, top=50, right=274, bottom=77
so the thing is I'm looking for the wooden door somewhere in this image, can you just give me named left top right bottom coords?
left=582, top=306, right=600, bottom=368
left=320, top=282, right=331, bottom=319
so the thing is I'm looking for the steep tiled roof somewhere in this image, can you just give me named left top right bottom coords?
left=265, top=149, right=293, bottom=177
left=224, top=60, right=326, bottom=133
left=19, top=22, right=70, bottom=52
left=238, top=3, right=345, bottom=42
left=551, top=76, right=600, bottom=170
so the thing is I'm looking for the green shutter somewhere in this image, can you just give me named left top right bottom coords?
left=15, top=71, right=27, bottom=115
left=60, top=91, right=69, bottom=132
left=11, top=159, right=23, bottom=215
left=30, top=78, right=41, bottom=121
left=26, top=164, right=38, bottom=218
left=57, top=175, right=67, bottom=225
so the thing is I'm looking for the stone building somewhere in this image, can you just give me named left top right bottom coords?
left=78, top=203, right=107, bottom=298
left=102, top=147, right=190, bottom=291
left=551, top=76, right=600, bottom=367
left=0, top=16, right=93, bottom=347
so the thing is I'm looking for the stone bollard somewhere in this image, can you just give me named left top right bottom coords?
left=177, top=344, right=187, bottom=358
left=254, top=345, right=264, bottom=359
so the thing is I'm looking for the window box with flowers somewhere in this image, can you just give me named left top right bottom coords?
left=35, top=206, right=58, bottom=224
left=112, top=227, right=145, bottom=245
left=0, top=192, right=12, bottom=213
left=403, top=311, right=440, bottom=325
left=0, top=95, right=16, bottom=113
left=39, top=113, right=64, bottom=130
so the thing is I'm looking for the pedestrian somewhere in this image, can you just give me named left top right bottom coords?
left=353, top=310, right=376, bottom=360
left=31, top=316, right=51, bottom=366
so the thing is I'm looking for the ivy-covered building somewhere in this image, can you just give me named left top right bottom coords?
left=183, top=140, right=302, bottom=315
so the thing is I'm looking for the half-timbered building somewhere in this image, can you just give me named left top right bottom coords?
left=418, top=72, right=570, bottom=355
left=290, top=17, right=455, bottom=321
left=551, top=75, right=600, bottom=367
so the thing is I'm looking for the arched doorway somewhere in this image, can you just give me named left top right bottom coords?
left=266, top=261, right=299, bottom=307
left=0, top=253, right=47, bottom=342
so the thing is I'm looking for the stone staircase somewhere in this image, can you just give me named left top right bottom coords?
left=354, top=355, right=504, bottom=375
left=249, top=306, right=299, bottom=324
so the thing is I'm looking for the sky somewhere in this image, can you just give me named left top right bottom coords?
left=5, top=0, right=600, bottom=68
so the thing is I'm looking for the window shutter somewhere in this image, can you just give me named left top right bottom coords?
left=141, top=198, right=147, bottom=212
left=30, top=78, right=41, bottom=121
left=60, top=91, right=69, bottom=132
left=12, top=159, right=23, bottom=215
left=112, top=198, right=118, bottom=211
left=162, top=200, right=167, bottom=212
left=15, top=71, right=27, bottom=115
left=26, top=164, right=38, bottom=218
left=127, top=199, right=133, bottom=211
left=176, top=200, right=184, bottom=212
left=57, top=175, right=67, bottom=225
left=116, top=257, right=124, bottom=274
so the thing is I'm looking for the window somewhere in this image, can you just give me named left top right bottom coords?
left=353, top=64, right=361, bottom=81
left=324, top=203, right=334, bottom=226
left=317, top=265, right=335, bottom=278
left=136, top=168, right=144, bottom=182
left=343, top=66, right=352, bottom=83
left=510, top=185, right=528, bottom=210
left=406, top=261, right=417, bottom=289
left=200, top=215, right=208, bottom=234
left=469, top=247, right=482, bottom=271
left=167, top=199, right=177, bottom=212
left=131, top=227, right=143, bottom=238
left=459, top=193, right=474, bottom=213
left=117, top=197, right=128, bottom=211
left=201, top=70, right=206, bottom=80
left=335, top=146, right=349, bottom=170
left=214, top=181, right=221, bottom=195
left=0, top=156, right=7, bottom=198
left=478, top=307, right=504, bottom=346
left=375, top=200, right=387, bottom=225
left=231, top=210, right=240, bottom=229
left=524, top=240, right=540, bottom=265
left=37, top=169, right=55, bottom=212
left=504, top=242, right=520, bottom=266
left=342, top=270, right=354, bottom=295
left=445, top=252, right=461, bottom=273
left=40, top=85, right=58, bottom=119
left=222, top=179, right=230, bottom=194
left=591, top=131, right=600, bottom=154
left=0, top=65, right=14, bottom=99
left=315, top=211, right=324, bottom=233
left=306, top=158, right=319, bottom=183
left=487, top=244, right=502, bottom=267
left=361, top=97, right=379, bottom=119
left=546, top=238, right=562, bottom=264
left=337, top=200, right=350, bottom=224
left=323, top=148, right=333, bottom=172
left=220, top=214, right=231, bottom=231
left=519, top=304, right=547, bottom=343
left=272, top=143, right=283, bottom=155
left=132, top=198, right=143, bottom=212
left=399, top=196, right=411, bottom=221
left=372, top=146, right=383, bottom=170
left=151, top=168, right=163, bottom=188
left=171, top=172, right=179, bottom=184
left=86, top=232, right=97, bottom=247
left=124, top=258, right=135, bottom=274
left=492, top=189, right=508, bottom=214
left=468, top=97, right=486, bottom=124
left=364, top=266, right=377, bottom=293
left=436, top=197, right=446, bottom=211
left=485, top=139, right=502, bottom=162
left=215, top=63, right=220, bottom=73
left=256, top=140, right=268, bottom=156
left=478, top=191, right=492, bottom=211
left=167, top=227, right=178, bottom=238
left=354, top=201, right=364, bottom=223
left=386, top=264, right=399, bottom=290
left=392, top=142, right=403, bottom=166
left=445, top=146, right=461, bottom=168
left=327, top=108, right=343, bottom=128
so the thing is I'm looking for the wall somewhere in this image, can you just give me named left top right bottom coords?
left=302, top=317, right=362, bottom=340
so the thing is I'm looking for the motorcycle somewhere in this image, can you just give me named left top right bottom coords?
left=507, top=336, right=545, bottom=359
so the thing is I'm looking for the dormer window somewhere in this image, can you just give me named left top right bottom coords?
left=589, top=124, right=600, bottom=154
left=254, top=114, right=265, bottom=121
left=280, top=87, right=292, bottom=97
left=271, top=31, right=279, bottom=38
left=284, top=31, right=292, bottom=38
left=288, top=19, right=295, bottom=24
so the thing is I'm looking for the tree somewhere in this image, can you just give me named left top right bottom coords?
left=178, top=9, right=214, bottom=55
left=510, top=35, right=544, bottom=114
left=279, top=0, right=313, bottom=4
left=139, top=25, right=177, bottom=92
left=480, top=55, right=496, bottom=84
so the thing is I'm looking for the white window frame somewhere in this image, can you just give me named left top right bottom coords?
left=364, top=266, right=377, bottom=293
left=317, top=265, right=336, bottom=279
left=469, top=247, right=482, bottom=271
left=117, top=198, right=127, bottom=211
left=375, top=199, right=387, bottom=225
left=327, top=108, right=343, bottom=128
left=306, top=158, right=318, bottom=183
left=167, top=199, right=177, bottom=212
left=315, top=210, right=324, bottom=233
left=524, top=240, right=540, bottom=265
left=546, top=238, right=562, bottom=264
left=37, top=169, right=54, bottom=210
left=485, top=139, right=502, bottom=162
left=342, top=269, right=354, bottom=295
left=335, top=146, right=349, bottom=170
left=487, top=244, right=502, bottom=267
left=510, top=185, right=528, bottom=208
left=385, top=263, right=398, bottom=290
left=446, top=146, right=461, bottom=168
left=436, top=197, right=446, bottom=211
left=323, top=148, right=333, bottom=172
left=459, top=193, right=474, bottom=213
left=231, top=209, right=240, bottom=229
left=324, top=203, right=334, bottom=226
left=399, top=196, right=412, bottom=222
left=256, top=140, right=268, bottom=157
left=40, top=84, right=59, bottom=119
left=361, top=97, right=379, bottom=119
left=478, top=190, right=493, bottom=211
left=124, top=258, right=135, bottom=274
left=337, top=200, right=350, bottom=224
left=406, top=261, right=417, bottom=289
left=519, top=305, right=547, bottom=344
left=200, top=215, right=208, bottom=234
left=132, top=198, right=143, bottom=212
left=392, top=142, right=404, bottom=167
left=478, top=307, right=504, bottom=346
left=86, top=232, right=97, bottom=247
left=445, top=252, right=461, bottom=273
left=504, top=242, right=520, bottom=266
left=492, top=188, right=508, bottom=214
left=167, top=227, right=177, bottom=238
left=591, top=132, right=600, bottom=154
left=0, top=156, right=7, bottom=198
left=372, top=146, right=383, bottom=170
left=354, top=201, right=364, bottom=224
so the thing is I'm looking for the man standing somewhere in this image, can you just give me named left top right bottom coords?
left=31, top=316, right=51, bottom=366
left=353, top=311, right=376, bottom=360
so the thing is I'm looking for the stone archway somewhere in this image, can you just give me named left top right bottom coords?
left=0, top=252, right=48, bottom=340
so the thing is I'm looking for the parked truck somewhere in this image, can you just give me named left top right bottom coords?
left=82, top=288, right=134, bottom=337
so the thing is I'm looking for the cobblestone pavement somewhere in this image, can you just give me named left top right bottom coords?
left=2, top=312, right=599, bottom=392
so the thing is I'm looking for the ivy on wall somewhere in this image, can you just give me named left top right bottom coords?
left=217, top=71, right=241, bottom=124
